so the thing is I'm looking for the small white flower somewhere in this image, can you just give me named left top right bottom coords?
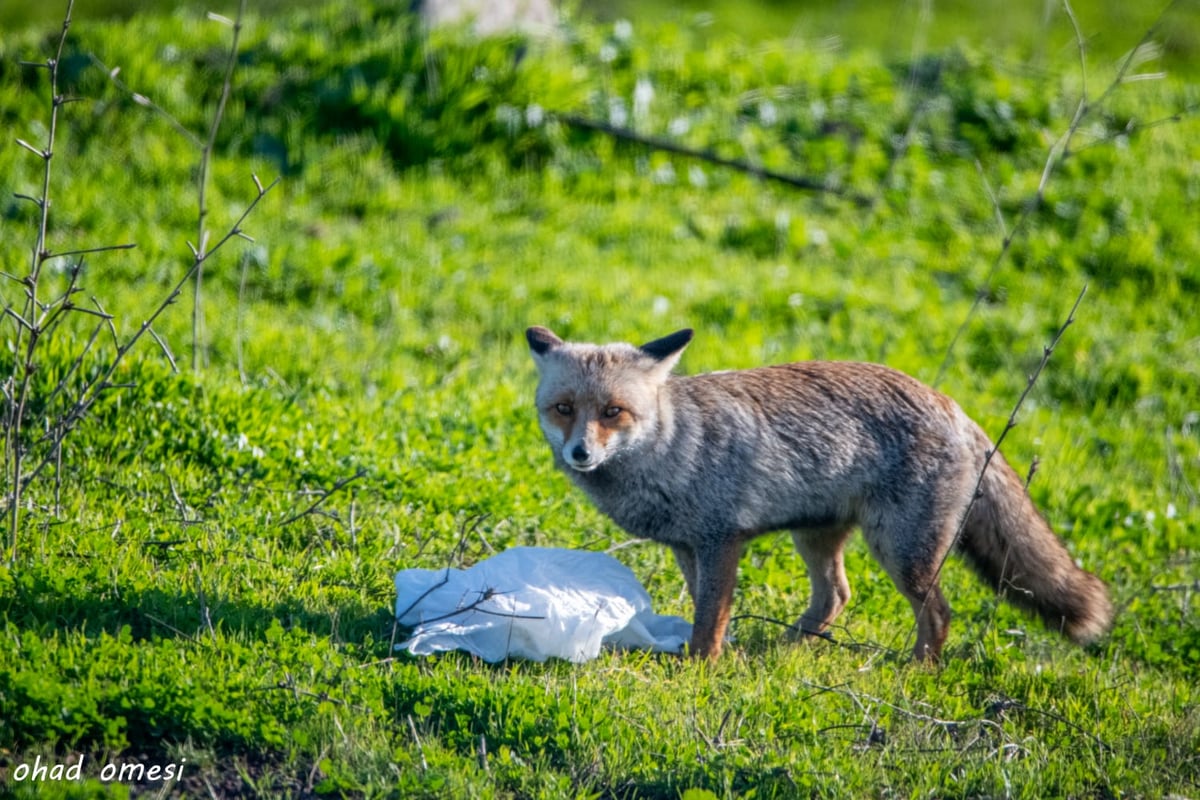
left=633, top=78, right=654, bottom=122
left=599, top=43, right=617, bottom=64
left=652, top=162, right=676, bottom=184
left=759, top=100, right=778, bottom=126
left=608, top=97, right=628, bottom=127
left=525, top=104, right=544, bottom=128
left=669, top=116, right=690, bottom=137
left=1166, top=502, right=1177, bottom=520
left=495, top=103, right=521, bottom=134
left=613, top=19, right=633, bottom=41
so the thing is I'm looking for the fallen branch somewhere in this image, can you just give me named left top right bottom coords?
left=559, top=113, right=874, bottom=206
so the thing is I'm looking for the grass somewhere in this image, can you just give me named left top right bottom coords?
left=1, top=0, right=1199, bottom=797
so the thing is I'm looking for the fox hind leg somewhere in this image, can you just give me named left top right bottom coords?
left=904, top=581, right=951, bottom=662
left=865, top=524, right=954, bottom=662
left=789, top=526, right=854, bottom=642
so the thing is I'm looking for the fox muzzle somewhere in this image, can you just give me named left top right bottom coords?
left=563, top=441, right=602, bottom=471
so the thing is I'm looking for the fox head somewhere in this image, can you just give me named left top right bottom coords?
left=526, top=326, right=693, bottom=473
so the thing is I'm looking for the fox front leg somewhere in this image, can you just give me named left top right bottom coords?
left=687, top=540, right=743, bottom=660
left=670, top=544, right=699, bottom=604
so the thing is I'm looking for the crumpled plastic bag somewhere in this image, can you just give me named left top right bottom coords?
left=394, top=546, right=692, bottom=663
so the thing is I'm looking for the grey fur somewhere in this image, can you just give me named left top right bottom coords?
left=527, top=327, right=1113, bottom=659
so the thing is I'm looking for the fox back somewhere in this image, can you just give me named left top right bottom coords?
left=526, top=326, right=1112, bottom=660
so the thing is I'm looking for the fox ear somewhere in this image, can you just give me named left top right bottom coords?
left=526, top=326, right=564, bottom=357
left=640, top=329, right=693, bottom=361
left=639, top=328, right=693, bottom=375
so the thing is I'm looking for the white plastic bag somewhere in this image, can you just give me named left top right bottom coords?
left=394, top=547, right=692, bottom=663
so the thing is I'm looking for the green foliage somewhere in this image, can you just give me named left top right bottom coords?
left=1, top=0, right=1199, bottom=797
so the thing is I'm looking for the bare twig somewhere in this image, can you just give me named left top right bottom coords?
left=236, top=249, right=251, bottom=383
left=193, top=0, right=249, bottom=371
left=276, top=467, right=367, bottom=528
left=1152, top=580, right=1200, bottom=593
left=407, top=715, right=429, bottom=773
left=409, top=591, right=546, bottom=626
left=478, top=735, right=490, bottom=774
left=395, top=568, right=452, bottom=623
left=4, top=2, right=277, bottom=562
left=42, top=243, right=137, bottom=261
left=15, top=175, right=279, bottom=498
left=1023, top=455, right=1041, bottom=491
left=933, top=0, right=1175, bottom=387
left=5, top=0, right=76, bottom=564
left=195, top=570, right=217, bottom=644
left=89, top=55, right=204, bottom=148
left=906, top=286, right=1086, bottom=657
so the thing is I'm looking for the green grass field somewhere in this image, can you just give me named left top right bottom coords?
left=1, top=0, right=1198, bottom=797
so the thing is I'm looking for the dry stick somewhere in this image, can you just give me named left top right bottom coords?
left=276, top=467, right=367, bottom=528
left=407, top=714, right=429, bottom=773
left=1152, top=580, right=1200, bottom=593
left=193, top=0, right=249, bottom=371
left=5, top=0, right=76, bottom=564
left=932, top=0, right=1176, bottom=388
left=478, top=735, right=490, bottom=774
left=42, top=243, right=137, bottom=261
left=395, top=569, right=452, bottom=623
left=16, top=175, right=279, bottom=498
left=236, top=249, right=251, bottom=384
left=195, top=569, right=217, bottom=644
left=559, top=113, right=874, bottom=207
left=1072, top=102, right=1199, bottom=154
left=409, top=593, right=545, bottom=627
left=89, top=56, right=204, bottom=149
left=1165, top=426, right=1200, bottom=508
left=901, top=285, right=1087, bottom=659
left=5, top=4, right=274, bottom=561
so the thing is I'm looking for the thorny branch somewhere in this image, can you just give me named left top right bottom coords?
left=904, top=286, right=1087, bottom=658
left=14, top=174, right=279, bottom=502
left=5, top=0, right=79, bottom=563
left=4, top=0, right=278, bottom=562
left=933, top=0, right=1182, bottom=387
left=193, top=0, right=250, bottom=370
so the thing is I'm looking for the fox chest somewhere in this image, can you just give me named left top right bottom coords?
left=571, top=472, right=706, bottom=544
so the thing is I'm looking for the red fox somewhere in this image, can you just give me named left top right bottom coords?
left=525, top=326, right=1113, bottom=661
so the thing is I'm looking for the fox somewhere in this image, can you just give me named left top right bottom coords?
left=525, top=325, right=1113, bottom=661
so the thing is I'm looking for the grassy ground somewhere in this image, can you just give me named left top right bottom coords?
left=1, top=0, right=1198, bottom=797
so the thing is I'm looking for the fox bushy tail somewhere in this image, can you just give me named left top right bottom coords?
left=958, top=447, right=1113, bottom=645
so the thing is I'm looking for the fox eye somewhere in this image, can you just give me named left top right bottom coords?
left=554, top=402, right=573, bottom=416
left=603, top=406, right=623, bottom=418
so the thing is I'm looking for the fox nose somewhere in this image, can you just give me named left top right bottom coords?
left=570, top=443, right=590, bottom=463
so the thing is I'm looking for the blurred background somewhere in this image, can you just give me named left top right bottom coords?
left=2, top=0, right=1197, bottom=72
